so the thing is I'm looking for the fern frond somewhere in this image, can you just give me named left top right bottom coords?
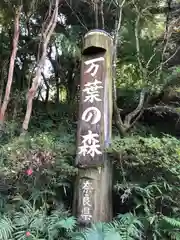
left=168, top=231, right=180, bottom=240
left=0, top=216, right=14, bottom=240
left=77, top=222, right=105, bottom=240
left=74, top=215, right=144, bottom=240
left=45, top=207, right=76, bottom=239
left=104, top=223, right=122, bottom=240
left=29, top=210, right=46, bottom=232
left=55, top=216, right=76, bottom=230
left=162, top=216, right=180, bottom=228
left=116, top=213, right=144, bottom=240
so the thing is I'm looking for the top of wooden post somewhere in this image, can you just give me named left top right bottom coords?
left=82, top=29, right=113, bottom=54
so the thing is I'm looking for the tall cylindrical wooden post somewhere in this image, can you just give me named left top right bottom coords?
left=73, top=29, right=113, bottom=225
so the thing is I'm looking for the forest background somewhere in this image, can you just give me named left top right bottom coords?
left=0, top=0, right=180, bottom=239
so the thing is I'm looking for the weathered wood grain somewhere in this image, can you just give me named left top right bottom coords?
left=76, top=29, right=113, bottom=168
left=73, top=29, right=113, bottom=225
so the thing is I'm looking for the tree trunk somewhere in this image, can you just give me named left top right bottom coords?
left=0, top=60, right=8, bottom=108
left=73, top=30, right=113, bottom=225
left=0, top=5, right=22, bottom=129
left=112, top=1, right=126, bottom=136
left=45, top=86, right=49, bottom=103
left=67, top=61, right=75, bottom=103
left=22, top=0, right=60, bottom=133
left=41, top=72, right=50, bottom=104
left=55, top=75, right=60, bottom=104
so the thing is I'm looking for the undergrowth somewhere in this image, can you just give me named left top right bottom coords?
left=0, top=122, right=180, bottom=239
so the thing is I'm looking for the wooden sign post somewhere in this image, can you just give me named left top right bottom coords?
left=73, top=29, right=113, bottom=224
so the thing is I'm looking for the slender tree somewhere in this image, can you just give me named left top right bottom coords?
left=0, top=5, right=22, bottom=130
left=22, top=0, right=60, bottom=133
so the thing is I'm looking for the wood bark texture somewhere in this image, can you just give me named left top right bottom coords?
left=74, top=29, right=113, bottom=225
left=22, top=0, right=60, bottom=133
left=0, top=5, right=22, bottom=128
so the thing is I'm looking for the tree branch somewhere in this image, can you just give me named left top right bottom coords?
left=145, top=105, right=180, bottom=116
left=150, top=3, right=180, bottom=15
left=149, top=16, right=180, bottom=77
left=112, top=0, right=126, bottom=135
left=100, top=0, right=105, bottom=29
left=134, top=15, right=144, bottom=78
left=94, top=0, right=99, bottom=28
left=124, top=89, right=146, bottom=128
left=113, top=1, right=146, bottom=133
left=65, top=0, right=88, bottom=31
left=41, top=72, right=52, bottom=90
left=22, top=0, right=60, bottom=133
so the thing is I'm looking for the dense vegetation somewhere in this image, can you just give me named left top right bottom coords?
left=0, top=0, right=180, bottom=239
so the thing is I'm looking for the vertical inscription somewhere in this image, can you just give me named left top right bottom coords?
left=74, top=30, right=113, bottom=225
left=77, top=55, right=105, bottom=166
left=79, top=179, right=94, bottom=222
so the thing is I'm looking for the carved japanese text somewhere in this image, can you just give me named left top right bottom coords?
left=84, top=57, right=104, bottom=77
left=78, top=130, right=102, bottom=157
left=81, top=106, right=101, bottom=124
left=80, top=180, right=93, bottom=221
left=83, top=79, right=103, bottom=103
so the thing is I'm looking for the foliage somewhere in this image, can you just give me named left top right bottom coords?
left=0, top=198, right=76, bottom=240
left=109, top=134, right=180, bottom=239
left=73, top=213, right=143, bottom=240
left=0, top=0, right=180, bottom=239
left=0, top=121, right=78, bottom=240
